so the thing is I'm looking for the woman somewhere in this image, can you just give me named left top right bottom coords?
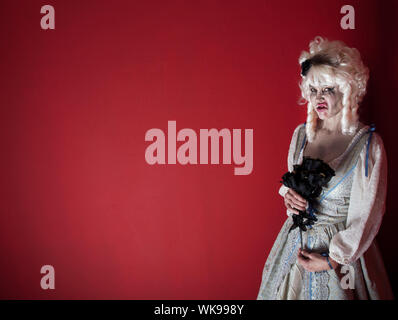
left=257, top=36, right=393, bottom=300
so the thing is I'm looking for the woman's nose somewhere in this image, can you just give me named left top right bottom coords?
left=316, top=91, right=325, bottom=100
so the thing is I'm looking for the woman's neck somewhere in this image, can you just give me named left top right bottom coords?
left=317, top=112, right=343, bottom=134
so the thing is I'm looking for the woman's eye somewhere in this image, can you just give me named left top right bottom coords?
left=310, top=88, right=316, bottom=93
left=323, top=87, right=334, bottom=93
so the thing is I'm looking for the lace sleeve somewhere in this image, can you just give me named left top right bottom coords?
left=328, top=132, right=388, bottom=265
left=278, top=124, right=304, bottom=216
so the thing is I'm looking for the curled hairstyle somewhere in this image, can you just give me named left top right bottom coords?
left=298, top=36, right=369, bottom=142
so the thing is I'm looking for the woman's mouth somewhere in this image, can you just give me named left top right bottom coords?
left=316, top=103, right=328, bottom=112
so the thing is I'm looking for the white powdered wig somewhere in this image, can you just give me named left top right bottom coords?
left=298, top=36, right=369, bottom=142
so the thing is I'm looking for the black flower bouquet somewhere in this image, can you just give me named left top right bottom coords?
left=280, top=157, right=335, bottom=249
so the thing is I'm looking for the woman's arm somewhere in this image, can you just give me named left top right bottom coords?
left=278, top=124, right=306, bottom=215
left=328, top=132, right=388, bottom=265
left=278, top=124, right=303, bottom=195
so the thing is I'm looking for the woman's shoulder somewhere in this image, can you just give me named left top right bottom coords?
left=357, top=123, right=387, bottom=170
left=286, top=123, right=307, bottom=158
left=293, top=122, right=306, bottom=135
left=359, top=122, right=385, bottom=149
left=369, top=131, right=386, bottom=159
left=288, top=122, right=306, bottom=144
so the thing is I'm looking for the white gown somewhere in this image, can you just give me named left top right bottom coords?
left=257, top=122, right=393, bottom=300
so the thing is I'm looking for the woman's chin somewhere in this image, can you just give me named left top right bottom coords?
left=316, top=112, right=329, bottom=119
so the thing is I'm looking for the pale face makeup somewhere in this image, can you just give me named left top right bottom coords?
left=309, top=84, right=343, bottom=120
left=306, top=69, right=344, bottom=121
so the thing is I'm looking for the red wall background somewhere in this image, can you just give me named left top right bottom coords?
left=0, top=0, right=397, bottom=299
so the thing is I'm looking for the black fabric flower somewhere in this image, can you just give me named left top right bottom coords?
left=280, top=157, right=335, bottom=235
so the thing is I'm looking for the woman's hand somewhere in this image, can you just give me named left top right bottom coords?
left=284, top=188, right=308, bottom=215
left=297, top=249, right=339, bottom=272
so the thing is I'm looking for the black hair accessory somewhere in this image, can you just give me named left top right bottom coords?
left=300, top=54, right=338, bottom=77
left=301, top=59, right=312, bottom=76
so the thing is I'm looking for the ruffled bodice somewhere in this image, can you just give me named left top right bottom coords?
left=295, top=124, right=371, bottom=227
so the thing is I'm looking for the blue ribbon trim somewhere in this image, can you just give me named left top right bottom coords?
left=365, top=123, right=376, bottom=177
left=307, top=235, right=312, bottom=300
left=319, top=160, right=359, bottom=203
left=300, top=122, right=307, bottom=152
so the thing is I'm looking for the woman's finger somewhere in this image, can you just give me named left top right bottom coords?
left=284, top=199, right=300, bottom=215
left=289, top=189, right=307, bottom=204
left=300, top=250, right=311, bottom=259
left=286, top=193, right=306, bottom=207
left=288, top=205, right=300, bottom=215
left=290, top=201, right=306, bottom=211
left=287, top=197, right=306, bottom=211
left=286, top=192, right=308, bottom=210
left=297, top=252, right=309, bottom=267
left=286, top=194, right=306, bottom=208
